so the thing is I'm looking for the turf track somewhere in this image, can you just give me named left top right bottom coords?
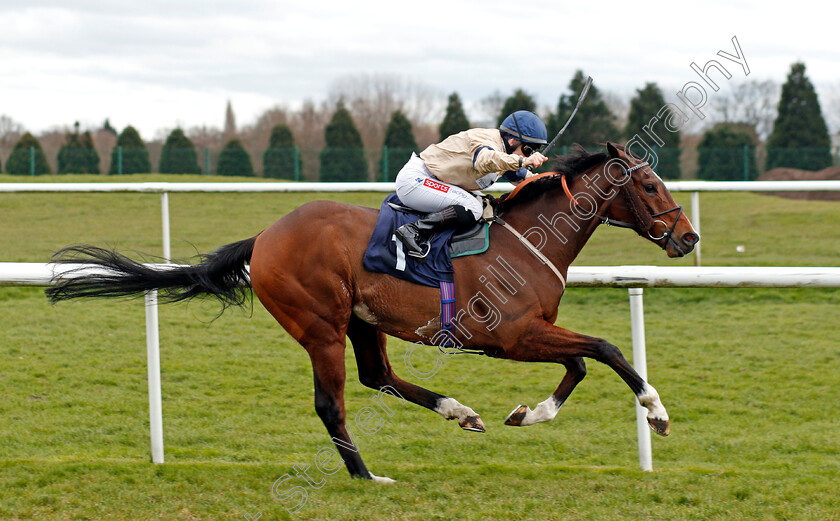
left=1, top=174, right=839, bottom=520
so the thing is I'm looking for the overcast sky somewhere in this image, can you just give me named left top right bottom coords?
left=1, top=0, right=837, bottom=138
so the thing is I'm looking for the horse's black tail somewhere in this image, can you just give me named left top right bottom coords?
left=46, top=236, right=257, bottom=309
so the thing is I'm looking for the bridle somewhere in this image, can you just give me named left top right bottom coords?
left=493, top=156, right=683, bottom=290
left=562, top=160, right=684, bottom=252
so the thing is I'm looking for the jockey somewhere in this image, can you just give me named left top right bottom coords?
left=394, top=110, right=549, bottom=258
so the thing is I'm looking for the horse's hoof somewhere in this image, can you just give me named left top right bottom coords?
left=504, top=404, right=529, bottom=426
left=647, top=417, right=670, bottom=436
left=459, top=415, right=486, bottom=432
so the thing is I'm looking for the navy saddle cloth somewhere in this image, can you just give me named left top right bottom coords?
left=363, top=194, right=488, bottom=287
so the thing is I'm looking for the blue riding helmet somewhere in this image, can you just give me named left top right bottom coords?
left=499, top=111, right=548, bottom=145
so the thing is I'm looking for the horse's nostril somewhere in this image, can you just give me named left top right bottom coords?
left=683, top=232, right=699, bottom=246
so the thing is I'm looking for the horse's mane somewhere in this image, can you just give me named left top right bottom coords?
left=496, top=145, right=607, bottom=214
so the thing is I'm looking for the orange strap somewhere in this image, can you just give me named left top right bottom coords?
left=561, top=175, right=578, bottom=207
left=504, top=172, right=579, bottom=208
left=506, top=171, right=558, bottom=201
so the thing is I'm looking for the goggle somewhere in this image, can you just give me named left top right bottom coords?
left=521, top=142, right=543, bottom=157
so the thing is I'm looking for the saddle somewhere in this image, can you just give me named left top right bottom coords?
left=363, top=195, right=497, bottom=349
left=386, top=201, right=491, bottom=259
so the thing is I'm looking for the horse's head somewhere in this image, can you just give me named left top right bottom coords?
left=600, top=143, right=699, bottom=258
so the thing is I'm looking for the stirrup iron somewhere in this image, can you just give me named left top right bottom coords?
left=406, top=241, right=431, bottom=259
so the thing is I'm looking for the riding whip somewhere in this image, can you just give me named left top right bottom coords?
left=541, top=75, right=593, bottom=158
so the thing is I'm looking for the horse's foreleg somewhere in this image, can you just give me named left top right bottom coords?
left=503, top=322, right=669, bottom=436
left=347, top=317, right=486, bottom=433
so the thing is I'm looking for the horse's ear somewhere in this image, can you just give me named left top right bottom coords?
left=606, top=142, right=620, bottom=158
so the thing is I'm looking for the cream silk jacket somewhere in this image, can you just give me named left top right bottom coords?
left=419, top=129, right=521, bottom=190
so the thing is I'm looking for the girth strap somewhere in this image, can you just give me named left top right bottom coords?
left=491, top=217, right=566, bottom=290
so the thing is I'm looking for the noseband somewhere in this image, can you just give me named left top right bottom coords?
left=562, top=160, right=683, bottom=251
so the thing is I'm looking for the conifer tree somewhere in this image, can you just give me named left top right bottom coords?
left=765, top=62, right=832, bottom=171
left=319, top=101, right=368, bottom=182
left=263, top=124, right=298, bottom=179
left=103, top=118, right=117, bottom=136
left=5, top=132, right=51, bottom=175
left=497, top=89, right=538, bottom=126
left=57, top=132, right=84, bottom=174
left=217, top=138, right=255, bottom=177
left=697, top=124, right=758, bottom=181
left=380, top=111, right=418, bottom=181
left=159, top=128, right=201, bottom=174
left=109, top=126, right=151, bottom=174
left=548, top=70, right=619, bottom=152
left=80, top=131, right=101, bottom=174
left=625, top=82, right=681, bottom=178
left=58, top=130, right=100, bottom=174
left=438, top=92, right=470, bottom=140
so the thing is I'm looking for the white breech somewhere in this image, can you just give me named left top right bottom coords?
left=395, top=154, right=484, bottom=220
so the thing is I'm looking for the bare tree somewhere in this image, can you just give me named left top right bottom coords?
left=478, top=90, right=506, bottom=126
left=0, top=114, right=24, bottom=146
left=186, top=125, right=224, bottom=148
left=92, top=127, right=118, bottom=175
left=288, top=99, right=329, bottom=150
left=709, top=79, right=780, bottom=142
left=326, top=73, right=443, bottom=179
left=246, top=106, right=290, bottom=139
left=288, top=99, right=330, bottom=180
left=236, top=105, right=292, bottom=175
left=412, top=123, right=438, bottom=150
left=602, top=90, right=630, bottom=135
left=37, top=126, right=72, bottom=174
left=186, top=101, right=329, bottom=179
left=0, top=114, right=25, bottom=163
left=328, top=74, right=440, bottom=140
left=823, top=82, right=840, bottom=137
left=184, top=125, right=224, bottom=175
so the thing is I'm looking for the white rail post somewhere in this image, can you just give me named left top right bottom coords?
left=145, top=289, right=164, bottom=463
left=161, top=192, right=171, bottom=261
left=628, top=288, right=653, bottom=471
left=144, top=191, right=170, bottom=464
left=691, top=191, right=701, bottom=267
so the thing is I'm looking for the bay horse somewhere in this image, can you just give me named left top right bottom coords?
left=47, top=143, right=698, bottom=482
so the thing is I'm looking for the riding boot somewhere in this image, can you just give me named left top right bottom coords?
left=395, top=205, right=477, bottom=259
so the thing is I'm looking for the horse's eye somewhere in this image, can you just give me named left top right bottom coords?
left=644, top=184, right=657, bottom=194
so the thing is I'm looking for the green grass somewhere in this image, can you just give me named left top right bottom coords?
left=2, top=175, right=840, bottom=520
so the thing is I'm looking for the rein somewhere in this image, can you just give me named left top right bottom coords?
left=561, top=161, right=683, bottom=251
left=494, top=156, right=683, bottom=285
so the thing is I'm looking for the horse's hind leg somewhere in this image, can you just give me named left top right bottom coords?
left=250, top=271, right=389, bottom=480
left=347, top=317, right=486, bottom=433
left=306, top=340, right=395, bottom=483
left=307, top=342, right=368, bottom=478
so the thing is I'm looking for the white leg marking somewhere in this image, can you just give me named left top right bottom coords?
left=517, top=396, right=562, bottom=426
left=638, top=383, right=669, bottom=422
left=435, top=397, right=478, bottom=421
left=370, top=473, right=396, bottom=484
